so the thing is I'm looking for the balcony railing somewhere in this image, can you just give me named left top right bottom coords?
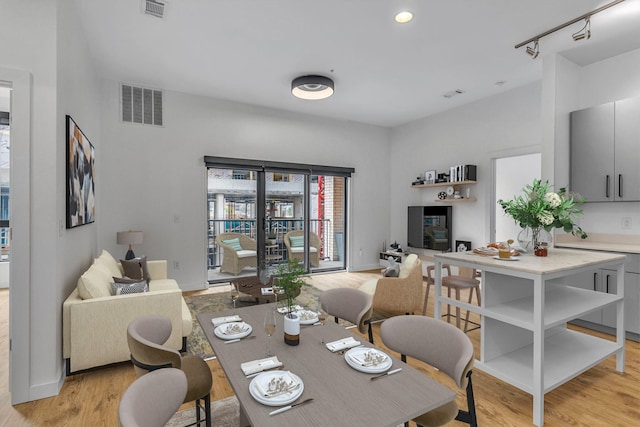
left=207, top=219, right=331, bottom=270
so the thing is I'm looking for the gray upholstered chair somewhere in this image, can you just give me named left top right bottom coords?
left=359, top=254, right=424, bottom=316
left=119, top=368, right=187, bottom=427
left=127, top=315, right=213, bottom=427
left=380, top=315, right=477, bottom=427
left=424, top=226, right=449, bottom=251
left=424, top=265, right=481, bottom=332
left=216, top=232, right=257, bottom=275
left=319, top=287, right=374, bottom=343
left=284, top=230, right=321, bottom=267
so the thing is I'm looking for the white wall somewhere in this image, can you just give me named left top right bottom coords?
left=552, top=48, right=640, bottom=236
left=389, top=83, right=542, bottom=251
left=98, top=81, right=391, bottom=290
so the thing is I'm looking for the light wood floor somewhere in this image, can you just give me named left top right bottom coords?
left=1, top=271, right=639, bottom=426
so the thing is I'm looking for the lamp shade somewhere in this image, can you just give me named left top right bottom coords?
left=117, top=231, right=143, bottom=245
left=291, top=75, right=334, bottom=100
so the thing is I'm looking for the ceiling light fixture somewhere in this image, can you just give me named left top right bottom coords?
left=395, top=11, right=413, bottom=23
left=291, top=75, right=334, bottom=100
left=572, top=16, right=591, bottom=41
left=515, top=0, right=625, bottom=58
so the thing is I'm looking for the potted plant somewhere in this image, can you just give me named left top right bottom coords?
left=498, top=179, right=588, bottom=254
left=274, top=258, right=307, bottom=345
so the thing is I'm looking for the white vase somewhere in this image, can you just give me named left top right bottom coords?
left=283, top=313, right=300, bottom=346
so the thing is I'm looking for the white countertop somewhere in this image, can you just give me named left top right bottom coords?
left=435, top=248, right=626, bottom=275
left=555, top=233, right=640, bottom=254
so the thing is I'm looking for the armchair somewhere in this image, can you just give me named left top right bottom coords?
left=216, top=232, right=257, bottom=275
left=359, top=254, right=423, bottom=315
left=284, top=230, right=321, bottom=267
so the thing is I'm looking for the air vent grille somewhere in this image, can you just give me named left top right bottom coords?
left=121, top=84, right=163, bottom=126
left=144, top=0, right=165, bottom=18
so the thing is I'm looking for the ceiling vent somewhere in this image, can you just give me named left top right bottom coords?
left=142, top=0, right=166, bottom=19
left=442, top=89, right=465, bottom=99
left=121, top=84, right=163, bottom=127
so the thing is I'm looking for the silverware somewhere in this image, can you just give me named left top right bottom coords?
left=224, top=335, right=256, bottom=344
left=269, top=398, right=314, bottom=416
left=370, top=368, right=402, bottom=381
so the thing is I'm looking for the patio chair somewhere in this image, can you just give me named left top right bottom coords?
left=284, top=230, right=321, bottom=267
left=424, top=226, right=449, bottom=251
left=216, top=232, right=257, bottom=275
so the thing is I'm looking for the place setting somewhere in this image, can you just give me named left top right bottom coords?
left=213, top=320, right=253, bottom=343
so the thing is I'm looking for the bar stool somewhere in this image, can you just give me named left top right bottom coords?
left=423, top=265, right=481, bottom=333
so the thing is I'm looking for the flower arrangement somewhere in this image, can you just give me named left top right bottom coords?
left=498, top=179, right=588, bottom=239
left=274, top=258, right=307, bottom=316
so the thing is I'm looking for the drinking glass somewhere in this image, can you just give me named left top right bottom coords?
left=230, top=284, right=240, bottom=313
left=263, top=309, right=277, bottom=356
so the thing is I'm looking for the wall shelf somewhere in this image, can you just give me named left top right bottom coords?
left=434, top=197, right=477, bottom=203
left=411, top=180, right=477, bottom=188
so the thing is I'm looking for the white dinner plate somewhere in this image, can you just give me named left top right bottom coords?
left=493, top=256, right=520, bottom=261
left=295, top=310, right=319, bottom=325
left=213, top=322, right=252, bottom=340
left=344, top=347, right=392, bottom=374
left=249, top=371, right=304, bottom=406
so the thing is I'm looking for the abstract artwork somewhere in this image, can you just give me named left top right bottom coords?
left=66, top=115, right=95, bottom=228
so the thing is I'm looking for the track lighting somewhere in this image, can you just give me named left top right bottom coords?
left=515, top=0, right=625, bottom=58
left=526, top=40, right=539, bottom=59
left=572, top=16, right=591, bottom=41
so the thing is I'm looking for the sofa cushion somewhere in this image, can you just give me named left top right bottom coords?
left=96, top=250, right=122, bottom=279
left=222, top=238, right=243, bottom=251
left=237, top=250, right=257, bottom=258
left=289, top=235, right=304, bottom=248
left=113, top=276, right=141, bottom=284
left=77, top=263, right=113, bottom=299
left=110, top=280, right=149, bottom=295
left=120, top=256, right=151, bottom=282
left=290, top=247, right=317, bottom=253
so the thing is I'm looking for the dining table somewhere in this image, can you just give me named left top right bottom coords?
left=197, top=303, right=456, bottom=427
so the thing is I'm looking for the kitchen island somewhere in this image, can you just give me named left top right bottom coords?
left=434, top=248, right=626, bottom=427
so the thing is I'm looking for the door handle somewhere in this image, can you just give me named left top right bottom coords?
left=605, top=274, right=610, bottom=294
left=606, top=175, right=610, bottom=198
left=618, top=174, right=622, bottom=198
left=593, top=272, right=598, bottom=292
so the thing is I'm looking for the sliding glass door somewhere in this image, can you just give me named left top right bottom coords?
left=206, top=157, right=352, bottom=284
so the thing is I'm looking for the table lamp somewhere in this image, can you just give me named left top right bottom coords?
left=117, top=230, right=143, bottom=260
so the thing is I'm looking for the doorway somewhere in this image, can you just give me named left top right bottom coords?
left=493, top=152, right=541, bottom=243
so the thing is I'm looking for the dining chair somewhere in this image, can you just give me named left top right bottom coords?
left=127, top=315, right=213, bottom=427
left=119, top=367, right=187, bottom=427
left=423, top=264, right=481, bottom=332
left=319, top=287, right=374, bottom=343
left=380, top=315, right=477, bottom=427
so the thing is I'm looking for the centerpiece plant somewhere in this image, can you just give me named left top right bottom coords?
left=498, top=179, right=588, bottom=251
left=274, top=258, right=307, bottom=315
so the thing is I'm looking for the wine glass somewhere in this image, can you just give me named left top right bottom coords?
left=230, top=284, right=240, bottom=313
left=263, top=309, right=277, bottom=356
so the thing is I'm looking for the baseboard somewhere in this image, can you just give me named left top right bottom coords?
left=28, top=362, right=66, bottom=401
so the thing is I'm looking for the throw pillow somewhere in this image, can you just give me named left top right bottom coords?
left=110, top=280, right=148, bottom=295
left=433, top=230, right=447, bottom=239
left=222, top=238, right=243, bottom=251
left=113, top=276, right=140, bottom=284
left=120, top=256, right=151, bottom=282
left=77, top=263, right=112, bottom=299
left=96, top=250, right=122, bottom=278
left=289, top=235, right=304, bottom=248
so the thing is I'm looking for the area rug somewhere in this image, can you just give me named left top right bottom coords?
left=165, top=396, right=239, bottom=427
left=183, top=284, right=322, bottom=359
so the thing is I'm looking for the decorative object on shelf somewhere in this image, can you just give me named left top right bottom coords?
left=274, top=259, right=307, bottom=346
left=425, top=170, right=436, bottom=184
left=436, top=173, right=449, bottom=183
left=498, top=179, right=588, bottom=255
left=412, top=176, right=425, bottom=186
left=117, top=230, right=143, bottom=260
left=466, top=187, right=471, bottom=199
left=446, top=186, right=455, bottom=197
left=455, top=240, right=472, bottom=252
left=438, top=191, right=447, bottom=200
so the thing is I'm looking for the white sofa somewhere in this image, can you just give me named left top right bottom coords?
left=63, top=250, right=192, bottom=373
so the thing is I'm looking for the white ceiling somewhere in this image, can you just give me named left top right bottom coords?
left=72, top=0, right=640, bottom=127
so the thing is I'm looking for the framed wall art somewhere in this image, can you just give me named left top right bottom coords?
left=66, top=115, right=95, bottom=228
left=425, top=170, right=436, bottom=184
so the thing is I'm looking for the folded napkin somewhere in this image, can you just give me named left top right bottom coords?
left=325, top=336, right=361, bottom=352
left=241, top=356, right=283, bottom=376
left=211, top=315, right=242, bottom=327
left=253, top=371, right=300, bottom=398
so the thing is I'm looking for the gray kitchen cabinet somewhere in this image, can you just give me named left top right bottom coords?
left=570, top=97, right=640, bottom=202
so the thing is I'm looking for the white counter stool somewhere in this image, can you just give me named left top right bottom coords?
left=424, top=265, right=481, bottom=333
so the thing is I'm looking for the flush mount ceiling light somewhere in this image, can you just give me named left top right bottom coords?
left=515, top=0, right=625, bottom=58
left=395, top=11, right=413, bottom=23
left=291, top=75, right=334, bottom=100
left=572, top=16, right=591, bottom=41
